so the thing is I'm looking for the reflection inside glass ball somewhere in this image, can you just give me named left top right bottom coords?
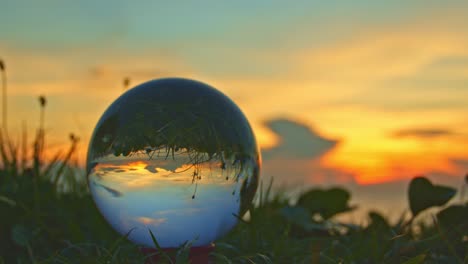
left=87, top=78, right=260, bottom=248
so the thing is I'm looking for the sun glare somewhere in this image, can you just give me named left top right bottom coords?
left=125, top=161, right=149, bottom=171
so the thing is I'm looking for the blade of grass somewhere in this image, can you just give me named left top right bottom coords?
left=8, top=136, right=19, bottom=176
left=148, top=229, right=173, bottom=263
left=1, top=60, right=8, bottom=137
left=210, top=252, right=232, bottom=264
left=110, top=228, right=135, bottom=254
left=41, top=151, right=62, bottom=179
left=0, top=131, right=11, bottom=170
left=255, top=253, right=273, bottom=264
left=20, top=122, right=27, bottom=172
left=0, top=195, right=16, bottom=207
left=232, top=213, right=250, bottom=225
left=265, top=177, right=274, bottom=203
left=53, top=136, right=78, bottom=187
left=259, top=179, right=263, bottom=207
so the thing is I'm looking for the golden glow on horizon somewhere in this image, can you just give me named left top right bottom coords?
left=325, top=150, right=461, bottom=185
left=91, top=156, right=237, bottom=189
left=125, top=161, right=148, bottom=171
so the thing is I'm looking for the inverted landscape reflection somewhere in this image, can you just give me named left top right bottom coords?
left=89, top=150, right=256, bottom=247
left=86, top=78, right=260, bottom=248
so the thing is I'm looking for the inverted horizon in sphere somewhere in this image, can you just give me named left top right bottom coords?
left=89, top=152, right=247, bottom=247
left=87, top=78, right=261, bottom=247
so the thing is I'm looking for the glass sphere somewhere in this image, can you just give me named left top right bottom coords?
left=87, top=78, right=261, bottom=248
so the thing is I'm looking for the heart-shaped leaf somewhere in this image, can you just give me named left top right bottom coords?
left=408, top=177, right=456, bottom=217
left=296, top=187, right=355, bottom=220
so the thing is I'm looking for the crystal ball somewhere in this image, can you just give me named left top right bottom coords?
left=87, top=78, right=261, bottom=248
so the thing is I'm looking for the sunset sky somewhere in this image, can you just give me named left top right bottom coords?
left=1, top=1, right=467, bottom=188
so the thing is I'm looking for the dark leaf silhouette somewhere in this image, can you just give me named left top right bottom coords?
left=436, top=204, right=468, bottom=231
left=279, top=206, right=327, bottom=232
left=408, top=177, right=456, bottom=217
left=296, top=187, right=355, bottom=220
left=0, top=59, right=4, bottom=71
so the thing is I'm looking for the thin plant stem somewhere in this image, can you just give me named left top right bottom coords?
left=21, top=122, right=28, bottom=172
left=39, top=107, right=45, bottom=164
left=35, top=96, right=46, bottom=173
left=1, top=65, right=7, bottom=136
left=53, top=134, right=79, bottom=187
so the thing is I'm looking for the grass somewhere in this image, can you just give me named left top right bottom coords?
left=1, top=164, right=466, bottom=264
left=0, top=59, right=467, bottom=263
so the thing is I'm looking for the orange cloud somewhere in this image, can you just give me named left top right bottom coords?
left=136, top=216, right=167, bottom=226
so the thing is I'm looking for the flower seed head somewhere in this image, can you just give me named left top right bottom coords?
left=69, top=133, right=79, bottom=143
left=39, top=95, right=47, bottom=107
left=123, top=77, right=130, bottom=88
